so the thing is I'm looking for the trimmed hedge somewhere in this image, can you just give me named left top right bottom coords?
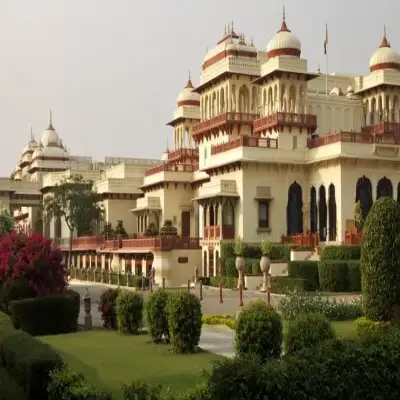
left=0, top=312, right=63, bottom=399
left=270, top=276, right=307, bottom=294
left=145, top=290, right=170, bottom=343
left=320, top=245, right=361, bottom=261
left=361, top=197, right=400, bottom=322
left=355, top=316, right=392, bottom=337
left=115, top=291, right=143, bottom=334
left=288, top=261, right=319, bottom=290
left=347, top=260, right=361, bottom=292
left=318, top=261, right=349, bottom=292
left=11, top=292, right=80, bottom=336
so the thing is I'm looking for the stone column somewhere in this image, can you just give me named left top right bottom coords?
left=121, top=257, right=126, bottom=274
left=101, top=254, right=105, bottom=270
left=218, top=200, right=223, bottom=239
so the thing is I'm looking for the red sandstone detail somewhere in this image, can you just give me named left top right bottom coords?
left=202, top=49, right=257, bottom=70
left=370, top=62, right=400, bottom=72
left=266, top=47, right=301, bottom=58
left=279, top=20, right=290, bottom=33
left=380, top=34, right=390, bottom=48
left=177, top=99, right=200, bottom=107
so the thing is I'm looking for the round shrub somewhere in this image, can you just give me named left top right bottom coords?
left=235, top=300, right=282, bottom=361
left=167, top=291, right=202, bottom=353
left=361, top=197, right=400, bottom=321
left=355, top=316, right=392, bottom=337
left=286, top=312, right=335, bottom=354
left=145, top=290, right=170, bottom=343
left=98, top=288, right=120, bottom=329
left=116, top=291, right=143, bottom=334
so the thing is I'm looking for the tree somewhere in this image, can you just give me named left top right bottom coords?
left=42, top=175, right=104, bottom=267
left=0, top=201, right=14, bottom=237
left=361, top=197, right=400, bottom=321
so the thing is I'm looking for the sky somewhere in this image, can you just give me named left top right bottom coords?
left=0, top=0, right=399, bottom=175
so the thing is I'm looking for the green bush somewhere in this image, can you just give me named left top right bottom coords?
left=278, top=290, right=363, bottom=321
left=197, top=277, right=210, bottom=286
left=221, top=257, right=238, bottom=277
left=270, top=276, right=307, bottom=294
left=47, top=366, right=112, bottom=400
left=0, top=277, right=36, bottom=315
left=131, top=275, right=149, bottom=288
left=318, top=260, right=349, bottom=292
left=347, top=260, right=361, bottom=292
left=200, top=329, right=400, bottom=399
left=288, top=261, right=319, bottom=290
left=286, top=312, right=335, bottom=354
left=98, top=288, right=120, bottom=329
left=116, top=291, right=143, bottom=334
left=10, top=293, right=80, bottom=336
left=145, top=290, right=170, bottom=343
left=361, top=197, right=400, bottom=322
left=0, top=366, right=25, bottom=399
left=210, top=276, right=238, bottom=289
left=235, top=300, right=282, bottom=361
left=354, top=316, right=392, bottom=337
left=320, top=245, right=361, bottom=261
left=122, top=380, right=162, bottom=400
left=0, top=320, right=63, bottom=399
left=167, top=291, right=202, bottom=353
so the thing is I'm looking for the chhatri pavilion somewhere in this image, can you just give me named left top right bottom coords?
left=5, top=12, right=400, bottom=285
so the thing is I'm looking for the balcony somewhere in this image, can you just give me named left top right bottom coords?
left=211, top=136, right=278, bottom=155
left=70, top=236, right=105, bottom=250
left=167, top=148, right=199, bottom=163
left=192, top=112, right=259, bottom=139
left=144, top=163, right=198, bottom=177
left=307, top=131, right=400, bottom=149
left=361, top=122, right=400, bottom=135
left=203, top=225, right=235, bottom=240
left=104, top=236, right=200, bottom=252
left=253, top=112, right=317, bottom=134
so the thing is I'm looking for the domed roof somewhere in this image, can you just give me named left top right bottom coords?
left=347, top=85, right=354, bottom=94
left=177, top=76, right=200, bottom=107
left=41, top=146, right=69, bottom=159
left=41, top=123, right=62, bottom=147
left=329, top=86, right=343, bottom=96
left=369, top=29, right=400, bottom=72
left=266, top=10, right=301, bottom=59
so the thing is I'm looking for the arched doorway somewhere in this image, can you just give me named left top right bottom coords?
left=355, top=176, right=373, bottom=220
left=310, top=186, right=318, bottom=233
left=328, top=184, right=337, bottom=241
left=376, top=176, right=393, bottom=199
left=319, top=185, right=327, bottom=242
left=287, top=182, right=303, bottom=235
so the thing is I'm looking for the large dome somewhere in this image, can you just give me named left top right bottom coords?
left=40, top=123, right=62, bottom=147
left=369, top=31, right=400, bottom=72
left=266, top=15, right=301, bottom=59
left=177, top=77, right=200, bottom=107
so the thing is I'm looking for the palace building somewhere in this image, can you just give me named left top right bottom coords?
left=6, top=12, right=400, bottom=285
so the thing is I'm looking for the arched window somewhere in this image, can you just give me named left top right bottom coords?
left=287, top=182, right=303, bottom=235
left=355, top=176, right=373, bottom=220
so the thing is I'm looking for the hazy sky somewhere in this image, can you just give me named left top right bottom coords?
left=0, top=0, right=398, bottom=175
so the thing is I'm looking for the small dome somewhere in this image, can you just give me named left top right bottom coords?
left=40, top=123, right=62, bottom=147
left=177, top=77, right=200, bottom=107
left=266, top=16, right=301, bottom=59
left=347, top=85, right=354, bottom=94
left=329, top=86, right=343, bottom=96
left=369, top=31, right=400, bottom=72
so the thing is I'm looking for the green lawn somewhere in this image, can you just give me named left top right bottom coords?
left=40, top=330, right=221, bottom=399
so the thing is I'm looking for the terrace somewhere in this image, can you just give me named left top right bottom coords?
left=253, top=112, right=317, bottom=135
left=361, top=122, right=400, bottom=135
left=144, top=163, right=198, bottom=177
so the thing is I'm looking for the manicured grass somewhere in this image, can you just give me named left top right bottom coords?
left=283, top=319, right=357, bottom=338
left=40, top=330, right=221, bottom=399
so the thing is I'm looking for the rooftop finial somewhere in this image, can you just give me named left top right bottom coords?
left=380, top=24, right=390, bottom=48
left=250, top=36, right=254, bottom=46
left=384, top=24, right=387, bottom=37
left=279, top=5, right=290, bottom=32
left=283, top=5, right=286, bottom=21
left=224, top=24, right=227, bottom=35
left=49, top=108, right=52, bottom=125
left=30, top=125, right=34, bottom=141
left=189, top=70, right=191, bottom=80
left=231, top=20, right=234, bottom=33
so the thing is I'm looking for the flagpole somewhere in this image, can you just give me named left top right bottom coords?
left=325, top=22, right=328, bottom=97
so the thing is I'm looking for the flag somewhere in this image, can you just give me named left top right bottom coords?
left=324, top=23, right=328, bottom=55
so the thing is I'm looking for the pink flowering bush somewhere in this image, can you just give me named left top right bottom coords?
left=0, top=232, right=67, bottom=313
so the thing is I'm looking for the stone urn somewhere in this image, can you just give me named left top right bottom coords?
left=236, top=256, right=245, bottom=289
left=260, top=256, right=271, bottom=292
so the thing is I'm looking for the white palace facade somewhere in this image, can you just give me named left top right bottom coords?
left=5, top=13, right=400, bottom=285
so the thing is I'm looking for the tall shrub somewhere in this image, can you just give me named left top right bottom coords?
left=116, top=291, right=143, bottom=334
left=99, top=288, right=120, bottom=329
left=235, top=300, right=282, bottom=361
left=0, top=233, right=67, bottom=313
left=145, top=290, right=170, bottom=343
left=167, top=292, right=202, bottom=353
left=361, top=197, right=400, bottom=321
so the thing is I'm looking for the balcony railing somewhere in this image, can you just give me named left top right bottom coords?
left=103, top=236, right=200, bottom=251
left=193, top=112, right=259, bottom=137
left=254, top=112, right=317, bottom=134
left=211, top=136, right=278, bottom=155
left=167, top=148, right=199, bottom=162
left=203, top=225, right=235, bottom=240
left=281, top=233, right=319, bottom=248
left=361, top=122, right=400, bottom=135
left=70, top=236, right=105, bottom=250
left=344, top=230, right=362, bottom=245
left=307, top=130, right=400, bottom=149
left=144, top=163, right=198, bottom=177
